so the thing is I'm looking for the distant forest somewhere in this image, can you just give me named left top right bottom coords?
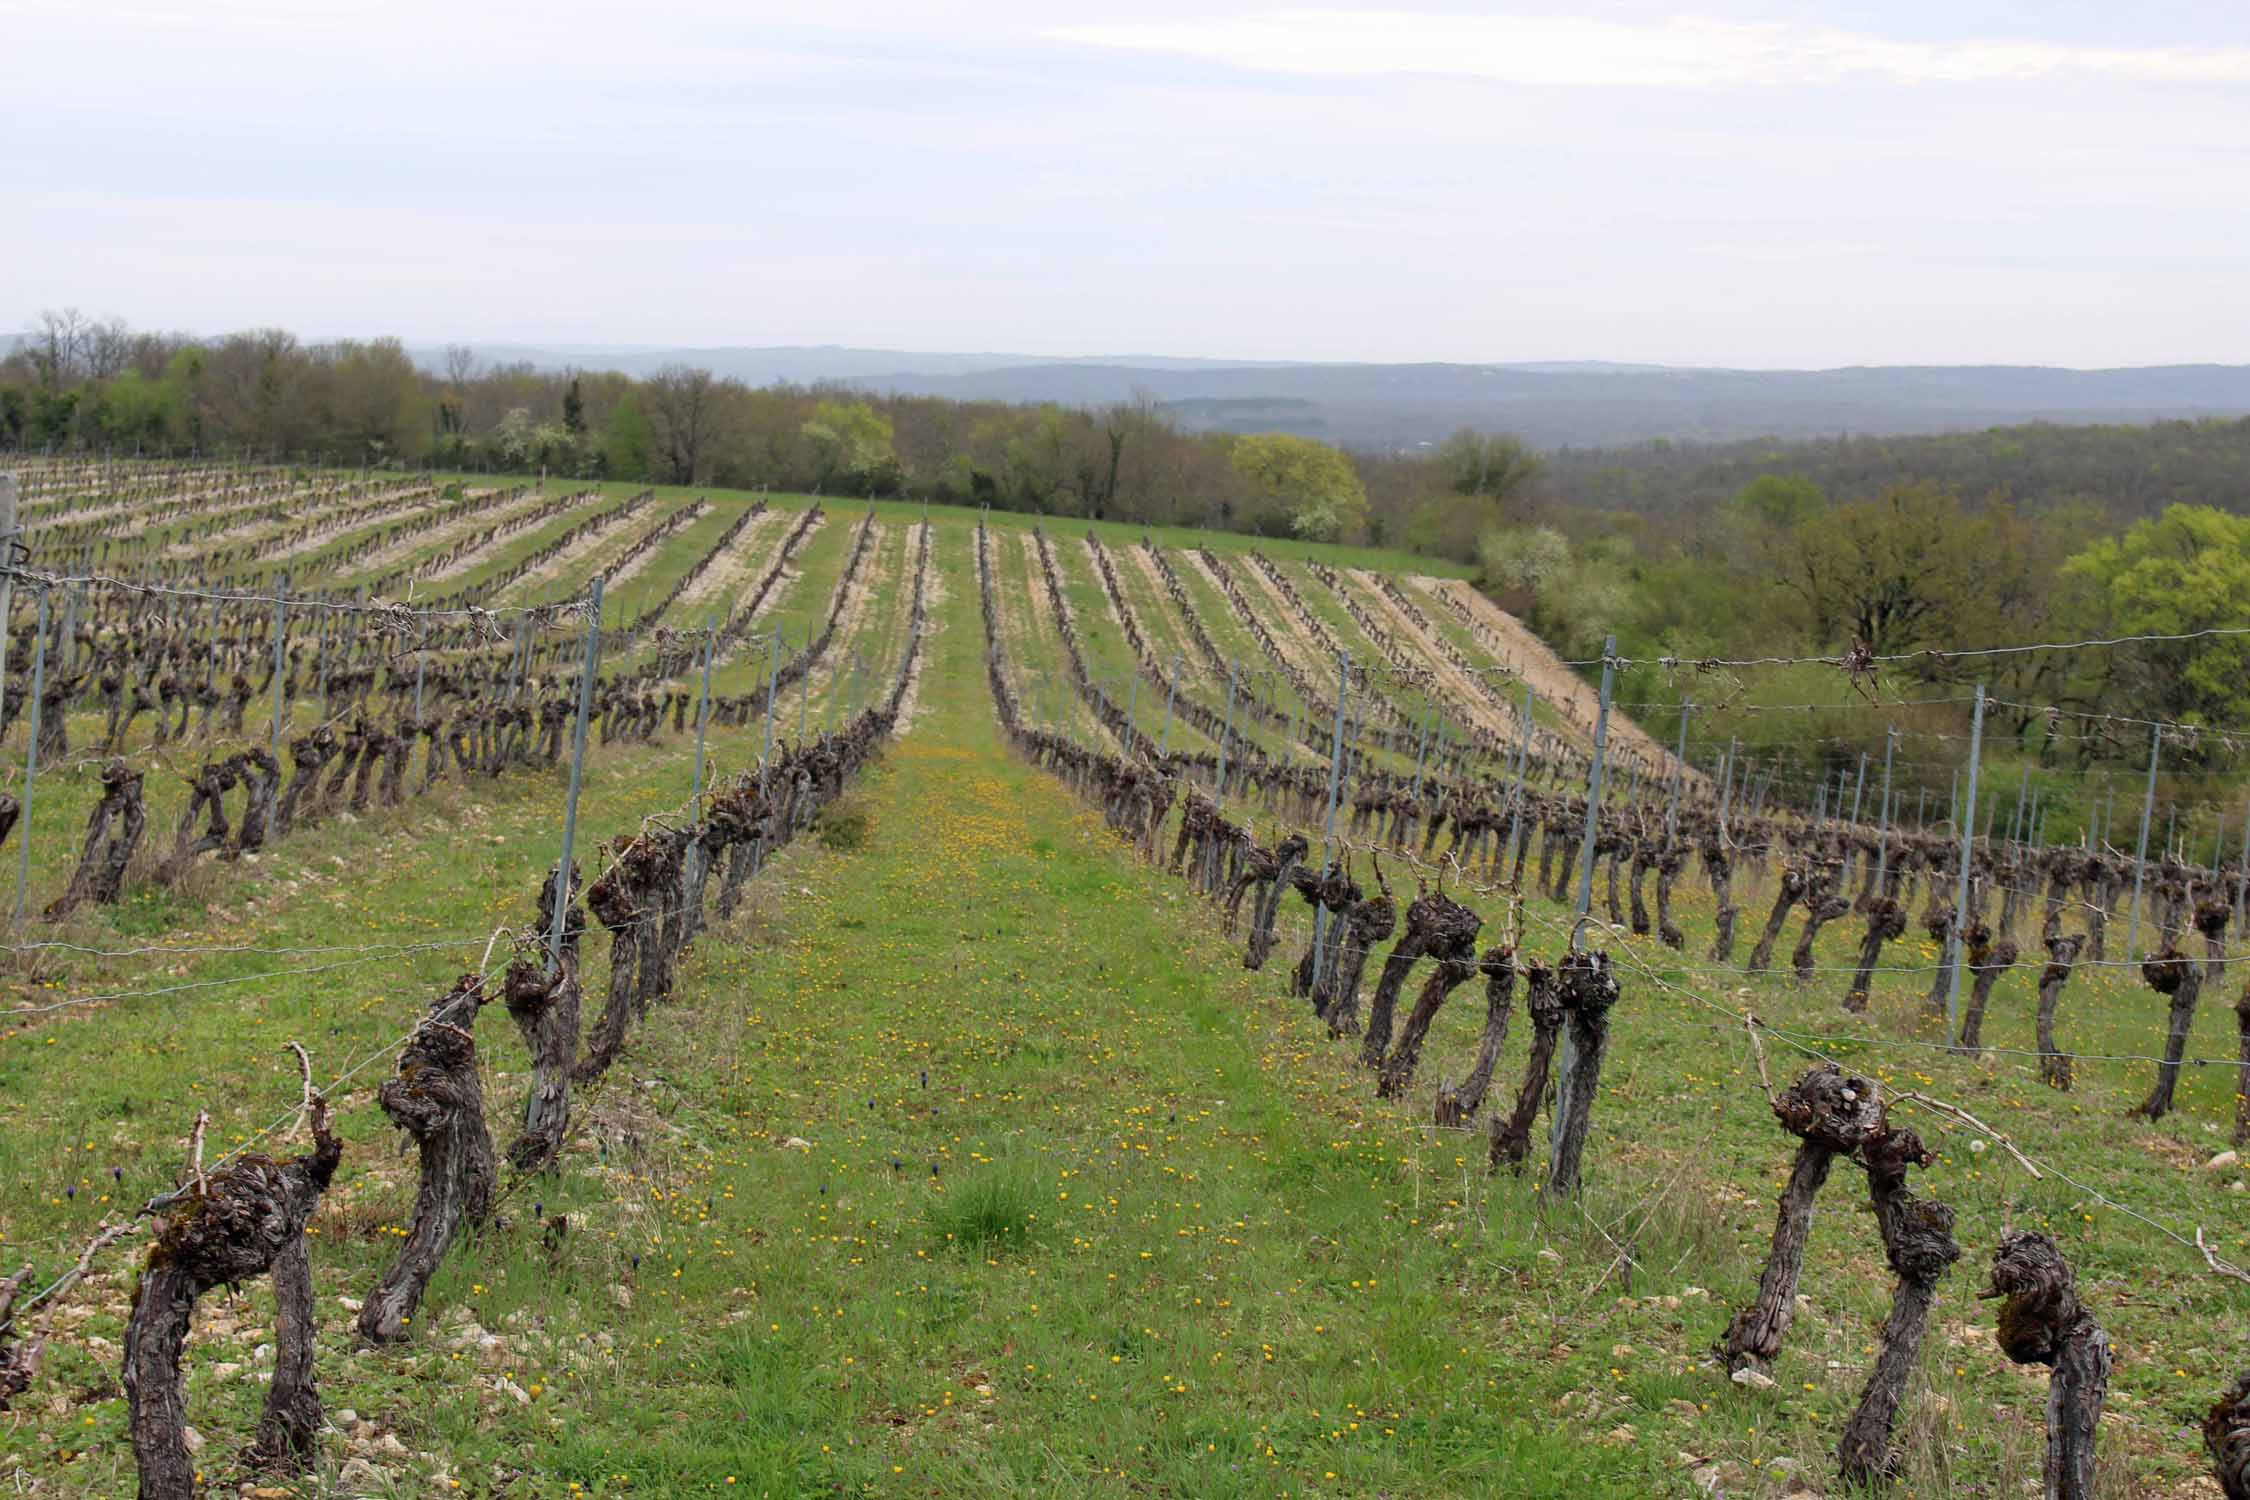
left=1538, top=418, right=2250, bottom=522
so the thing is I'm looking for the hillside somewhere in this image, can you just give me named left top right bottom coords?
left=0, top=459, right=2243, bottom=1498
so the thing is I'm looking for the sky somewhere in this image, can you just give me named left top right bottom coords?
left=5, top=0, right=2249, bottom=368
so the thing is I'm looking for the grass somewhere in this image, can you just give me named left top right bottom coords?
left=812, top=795, right=875, bottom=854
left=0, top=481, right=2242, bottom=1498
left=923, top=1157, right=1045, bottom=1257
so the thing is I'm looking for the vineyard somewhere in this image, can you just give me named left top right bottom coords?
left=0, top=456, right=2244, bottom=1499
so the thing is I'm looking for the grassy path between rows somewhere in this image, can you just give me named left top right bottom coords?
left=509, top=696, right=1661, bottom=1497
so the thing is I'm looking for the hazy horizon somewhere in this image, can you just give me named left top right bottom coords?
left=20, top=326, right=2250, bottom=377
left=25, top=323, right=2250, bottom=375
left=11, top=1, right=2250, bottom=368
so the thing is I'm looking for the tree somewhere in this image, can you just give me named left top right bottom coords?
left=1001, top=406, right=1074, bottom=512
left=82, top=317, right=133, bottom=381
left=1395, top=429, right=1543, bottom=563
left=487, top=408, right=543, bottom=470
left=1774, top=483, right=2024, bottom=658
left=94, top=369, right=180, bottom=447
left=26, top=387, right=78, bottom=448
left=1438, top=428, right=1541, bottom=503
left=1228, top=433, right=1368, bottom=542
left=164, top=345, right=209, bottom=447
left=799, top=400, right=896, bottom=495
left=1733, top=473, right=1826, bottom=528
left=2064, top=504, right=2250, bottom=729
left=604, top=394, right=653, bottom=481
left=1477, top=526, right=1570, bottom=594
left=28, top=308, right=93, bottom=385
left=642, top=365, right=722, bottom=484
left=325, top=338, right=429, bottom=461
left=562, top=376, right=585, bottom=435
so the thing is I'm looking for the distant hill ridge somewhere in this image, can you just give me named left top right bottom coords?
left=13, top=332, right=2248, bottom=448
left=464, top=347, right=2250, bottom=447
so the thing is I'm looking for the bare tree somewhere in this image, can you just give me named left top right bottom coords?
left=30, top=307, right=93, bottom=384
left=644, top=364, right=722, bottom=484
left=83, top=317, right=134, bottom=380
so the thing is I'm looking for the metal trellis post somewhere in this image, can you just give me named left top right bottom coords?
left=1572, top=637, right=1618, bottom=932
left=1311, top=651, right=1351, bottom=990
left=0, top=475, right=17, bottom=753
left=761, top=630, right=781, bottom=784
left=1947, top=684, right=1987, bottom=1044
left=2235, top=796, right=2250, bottom=929
left=691, top=610, right=715, bottom=816
left=1504, top=685, right=1534, bottom=873
left=1553, top=633, right=1617, bottom=1190
left=269, top=571, right=289, bottom=758
left=1667, top=701, right=1690, bottom=839
left=13, top=593, right=45, bottom=923
left=1160, top=651, right=1179, bottom=757
left=547, top=575, right=603, bottom=977
left=1874, top=728, right=1895, bottom=890
left=1411, top=710, right=1431, bottom=804
left=1717, top=736, right=1738, bottom=848
left=2125, top=721, right=2161, bottom=964
left=1217, top=661, right=1238, bottom=798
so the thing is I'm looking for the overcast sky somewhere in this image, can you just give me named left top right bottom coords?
left=7, top=0, right=2249, bottom=367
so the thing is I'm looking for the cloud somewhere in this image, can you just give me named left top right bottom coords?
left=1050, top=10, right=2250, bottom=89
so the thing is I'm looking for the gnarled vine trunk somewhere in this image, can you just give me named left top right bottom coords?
left=125, top=1101, right=342, bottom=1496
left=1489, top=961, right=1559, bottom=1173
left=358, top=978, right=494, bottom=1346
left=1434, top=947, right=1515, bottom=1126
left=1375, top=900, right=1484, bottom=1098
left=1836, top=1126, right=1957, bottom=1488
left=1720, top=1064, right=1885, bottom=1372
left=1983, top=1230, right=2109, bottom=1500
